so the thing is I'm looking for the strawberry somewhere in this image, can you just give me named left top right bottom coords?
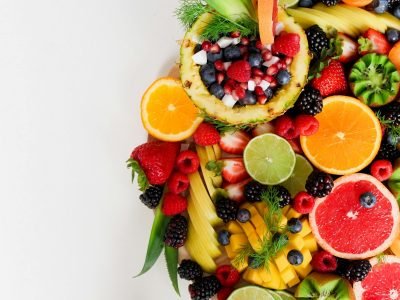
left=221, top=158, right=249, bottom=184
left=272, top=33, right=300, bottom=57
left=193, top=123, right=220, bottom=146
left=226, top=60, right=251, bottom=83
left=129, top=141, right=180, bottom=187
left=219, top=130, right=251, bottom=155
left=311, top=60, right=348, bottom=97
left=337, top=33, right=358, bottom=63
left=358, top=28, right=390, bottom=55
left=162, top=192, right=187, bottom=216
left=252, top=122, right=275, bottom=137
left=223, top=178, right=252, bottom=202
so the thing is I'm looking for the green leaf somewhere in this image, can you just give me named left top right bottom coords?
left=206, top=160, right=223, bottom=176
left=135, top=198, right=170, bottom=277
left=165, top=246, right=180, bottom=295
left=127, top=158, right=149, bottom=192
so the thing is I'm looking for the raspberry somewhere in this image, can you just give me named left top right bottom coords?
left=176, top=150, right=200, bottom=174
left=215, top=265, right=240, bottom=287
left=167, top=172, right=189, bottom=194
left=311, top=250, right=338, bottom=273
left=193, top=123, right=221, bottom=146
left=272, top=33, right=301, bottom=57
left=293, top=191, right=315, bottom=214
left=274, top=115, right=299, bottom=140
left=217, top=287, right=234, bottom=300
left=162, top=192, right=188, bottom=216
left=294, top=115, right=319, bottom=136
left=227, top=60, right=251, bottom=83
left=370, top=159, right=393, bottom=181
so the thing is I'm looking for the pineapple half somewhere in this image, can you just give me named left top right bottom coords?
left=180, top=8, right=310, bottom=125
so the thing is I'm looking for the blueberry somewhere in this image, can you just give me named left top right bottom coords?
left=373, top=0, right=388, bottom=13
left=386, top=28, right=400, bottom=43
left=200, top=63, right=216, bottom=86
left=272, top=233, right=289, bottom=244
left=360, top=192, right=377, bottom=208
left=218, top=230, right=231, bottom=246
left=248, top=256, right=262, bottom=269
left=288, top=218, right=303, bottom=234
left=265, top=88, right=274, bottom=100
left=393, top=4, right=400, bottom=18
left=239, top=91, right=257, bottom=105
left=223, top=45, right=241, bottom=61
left=248, top=41, right=261, bottom=54
left=237, top=208, right=251, bottom=223
left=209, top=83, right=225, bottom=99
left=298, top=0, right=314, bottom=7
left=276, top=70, right=291, bottom=86
left=248, top=53, right=263, bottom=67
left=207, top=51, right=223, bottom=63
left=287, top=250, right=304, bottom=266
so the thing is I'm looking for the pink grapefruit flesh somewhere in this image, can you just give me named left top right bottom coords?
left=310, top=173, right=399, bottom=259
left=354, top=255, right=400, bottom=300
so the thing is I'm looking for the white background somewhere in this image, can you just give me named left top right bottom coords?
left=0, top=0, right=189, bottom=299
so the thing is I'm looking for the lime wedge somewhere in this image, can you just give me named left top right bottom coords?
left=275, top=290, right=296, bottom=300
left=281, top=154, right=313, bottom=197
left=243, top=133, right=296, bottom=185
left=279, top=0, right=299, bottom=8
left=228, top=286, right=275, bottom=300
left=268, top=290, right=283, bottom=300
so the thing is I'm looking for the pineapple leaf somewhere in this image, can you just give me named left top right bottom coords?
left=165, top=246, right=180, bottom=295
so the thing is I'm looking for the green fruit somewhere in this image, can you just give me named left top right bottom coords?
left=228, top=286, right=275, bottom=300
left=268, top=290, right=283, bottom=299
left=389, top=159, right=400, bottom=203
left=180, top=8, right=310, bottom=125
left=281, top=154, right=314, bottom=197
left=349, top=53, right=400, bottom=107
left=275, top=291, right=296, bottom=300
left=295, top=272, right=355, bottom=299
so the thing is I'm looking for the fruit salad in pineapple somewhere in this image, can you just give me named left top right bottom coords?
left=129, top=0, right=400, bottom=299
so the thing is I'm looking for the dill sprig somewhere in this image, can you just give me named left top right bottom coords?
left=377, top=111, right=400, bottom=141
left=262, top=187, right=285, bottom=233
left=201, top=112, right=252, bottom=133
left=175, top=0, right=210, bottom=29
left=232, top=243, right=254, bottom=267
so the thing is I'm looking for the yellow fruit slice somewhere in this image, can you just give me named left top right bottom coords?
left=141, top=77, right=203, bottom=141
left=300, top=96, right=382, bottom=175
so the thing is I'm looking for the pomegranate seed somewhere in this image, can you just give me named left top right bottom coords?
left=253, top=76, right=262, bottom=85
left=214, top=60, right=224, bottom=71
left=256, top=41, right=264, bottom=50
left=285, top=57, right=293, bottom=65
left=240, top=82, right=248, bottom=90
left=235, top=86, right=246, bottom=99
left=226, top=78, right=236, bottom=87
left=255, top=86, right=265, bottom=96
left=280, top=63, right=287, bottom=70
left=231, top=31, right=241, bottom=38
left=232, top=90, right=240, bottom=101
left=257, top=95, right=268, bottom=105
left=217, top=72, right=225, bottom=84
left=269, top=78, right=277, bottom=88
left=241, top=37, right=250, bottom=45
left=210, top=44, right=221, bottom=53
left=277, top=62, right=284, bottom=69
left=239, top=45, right=248, bottom=55
left=224, top=84, right=233, bottom=95
left=201, top=41, right=212, bottom=52
left=263, top=75, right=274, bottom=82
left=262, top=50, right=272, bottom=61
left=267, top=64, right=278, bottom=76
left=252, top=68, right=264, bottom=77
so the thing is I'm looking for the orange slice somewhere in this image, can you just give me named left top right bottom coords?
left=141, top=77, right=203, bottom=142
left=300, top=96, right=382, bottom=175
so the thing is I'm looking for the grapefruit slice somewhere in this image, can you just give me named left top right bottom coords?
left=353, top=255, right=400, bottom=300
left=309, top=173, right=399, bottom=259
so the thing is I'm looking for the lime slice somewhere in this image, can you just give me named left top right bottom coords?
left=268, top=290, right=283, bottom=300
left=243, top=133, right=296, bottom=185
left=228, top=286, right=275, bottom=300
left=279, top=0, right=299, bottom=8
left=275, top=291, right=296, bottom=300
left=281, top=154, right=313, bottom=197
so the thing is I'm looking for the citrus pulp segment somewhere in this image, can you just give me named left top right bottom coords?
left=300, top=96, right=382, bottom=175
left=228, top=286, right=275, bottom=300
left=243, top=133, right=296, bottom=185
left=141, top=77, right=203, bottom=141
left=281, top=154, right=314, bottom=197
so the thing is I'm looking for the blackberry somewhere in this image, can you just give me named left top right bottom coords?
left=244, top=181, right=264, bottom=202
left=189, top=275, right=221, bottom=300
left=378, top=101, right=400, bottom=127
left=388, top=0, right=400, bottom=11
left=215, top=197, right=239, bottom=223
left=178, top=259, right=203, bottom=281
left=275, top=185, right=292, bottom=208
left=306, top=25, right=329, bottom=58
left=295, top=86, right=323, bottom=116
left=337, top=259, right=372, bottom=282
left=164, top=215, right=188, bottom=248
left=139, top=186, right=163, bottom=209
left=378, top=139, right=400, bottom=161
left=321, top=0, right=339, bottom=6
left=306, top=171, right=334, bottom=198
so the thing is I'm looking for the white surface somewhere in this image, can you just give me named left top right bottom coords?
left=0, top=0, right=189, bottom=299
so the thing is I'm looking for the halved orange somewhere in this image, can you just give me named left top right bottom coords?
left=300, top=96, right=382, bottom=175
left=141, top=77, right=203, bottom=141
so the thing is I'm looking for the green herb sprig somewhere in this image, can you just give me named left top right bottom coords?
left=127, top=158, right=149, bottom=192
left=201, top=112, right=252, bottom=133
left=175, top=0, right=210, bottom=29
left=377, top=112, right=400, bottom=141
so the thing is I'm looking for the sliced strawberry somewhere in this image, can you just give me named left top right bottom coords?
left=252, top=122, right=275, bottom=137
left=337, top=33, right=358, bottom=63
left=221, top=158, right=249, bottom=184
left=219, top=130, right=251, bottom=155
left=223, top=178, right=252, bottom=202
left=358, top=28, right=390, bottom=55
